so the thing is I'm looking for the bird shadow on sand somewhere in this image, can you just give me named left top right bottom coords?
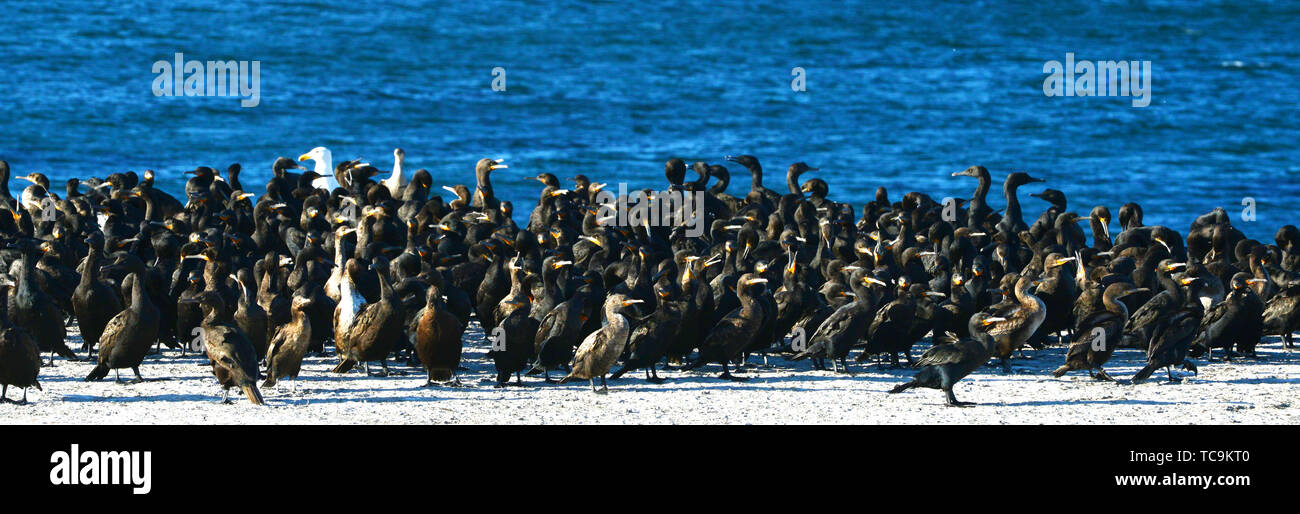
left=993, top=398, right=1184, bottom=407
left=59, top=393, right=223, bottom=403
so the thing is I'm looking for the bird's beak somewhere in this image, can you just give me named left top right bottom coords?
left=621, top=299, right=644, bottom=306
left=298, top=154, right=311, bottom=162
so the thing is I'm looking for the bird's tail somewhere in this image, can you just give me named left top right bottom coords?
left=331, top=358, right=356, bottom=374
left=1131, top=363, right=1158, bottom=384
left=1051, top=365, right=1070, bottom=378
left=789, top=343, right=818, bottom=361
left=888, top=380, right=917, bottom=394
left=84, top=363, right=109, bottom=382
left=56, top=343, right=78, bottom=361
left=242, top=384, right=265, bottom=405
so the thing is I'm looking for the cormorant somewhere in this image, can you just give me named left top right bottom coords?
left=559, top=294, right=643, bottom=393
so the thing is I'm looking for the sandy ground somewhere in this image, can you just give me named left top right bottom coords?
left=1, top=322, right=1297, bottom=425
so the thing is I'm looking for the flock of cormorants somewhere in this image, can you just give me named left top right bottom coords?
left=0, top=150, right=1297, bottom=407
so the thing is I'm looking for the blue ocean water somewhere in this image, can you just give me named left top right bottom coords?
left=0, top=0, right=1297, bottom=240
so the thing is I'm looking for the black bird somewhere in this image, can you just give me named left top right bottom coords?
left=0, top=279, right=41, bottom=404
left=8, top=247, right=76, bottom=364
left=1262, top=281, right=1300, bottom=348
left=72, top=242, right=124, bottom=358
left=683, top=274, right=769, bottom=380
left=1053, top=283, right=1147, bottom=381
left=490, top=298, right=539, bottom=387
left=609, top=281, right=682, bottom=383
left=888, top=331, right=993, bottom=407
left=529, top=286, right=590, bottom=382
left=185, top=291, right=264, bottom=404
left=790, top=270, right=883, bottom=373
left=231, top=268, right=269, bottom=360
left=84, top=271, right=160, bottom=383
left=1190, top=272, right=1266, bottom=360
left=1132, top=279, right=1204, bottom=384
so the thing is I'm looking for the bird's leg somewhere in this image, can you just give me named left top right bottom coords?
left=941, top=369, right=973, bottom=407
left=0, top=384, right=7, bottom=403
left=648, top=365, right=665, bottom=384
left=718, top=362, right=748, bottom=381
left=128, top=366, right=145, bottom=384
left=1000, top=357, right=1013, bottom=374
left=114, top=369, right=125, bottom=384
left=220, top=388, right=232, bottom=404
left=589, top=378, right=597, bottom=393
left=19, top=388, right=28, bottom=405
left=1165, top=366, right=1182, bottom=383
left=838, top=357, right=851, bottom=375
left=543, top=368, right=555, bottom=384
left=598, top=375, right=609, bottom=394
left=1094, top=368, right=1115, bottom=382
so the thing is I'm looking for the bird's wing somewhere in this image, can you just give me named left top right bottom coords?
left=915, top=341, right=969, bottom=367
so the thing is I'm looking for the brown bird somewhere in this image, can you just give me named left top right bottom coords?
left=560, top=294, right=643, bottom=393
left=415, top=284, right=465, bottom=386
left=263, top=295, right=313, bottom=392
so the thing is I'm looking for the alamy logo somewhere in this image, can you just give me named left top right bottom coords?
left=152, top=53, right=261, bottom=108
left=1043, top=53, right=1151, bottom=107
left=50, top=444, right=152, bottom=494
